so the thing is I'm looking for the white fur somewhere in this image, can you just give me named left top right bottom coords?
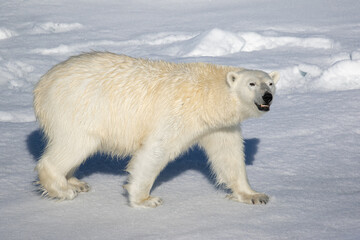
left=34, top=52, right=279, bottom=207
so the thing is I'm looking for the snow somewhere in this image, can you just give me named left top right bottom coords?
left=240, top=32, right=335, bottom=52
left=1, top=0, right=360, bottom=239
left=175, top=28, right=246, bottom=57
left=0, top=28, right=17, bottom=40
left=30, top=22, right=84, bottom=34
left=315, top=60, right=360, bottom=91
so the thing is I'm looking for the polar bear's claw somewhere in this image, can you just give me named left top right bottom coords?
left=250, top=193, right=269, bottom=204
left=68, top=177, right=90, bottom=193
left=228, top=192, right=269, bottom=205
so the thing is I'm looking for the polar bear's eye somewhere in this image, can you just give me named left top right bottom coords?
left=249, top=83, right=255, bottom=87
left=269, top=83, right=273, bottom=86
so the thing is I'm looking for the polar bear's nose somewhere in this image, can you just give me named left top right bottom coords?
left=262, top=92, right=273, bottom=104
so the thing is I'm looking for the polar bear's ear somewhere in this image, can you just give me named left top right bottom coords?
left=226, top=72, right=240, bottom=88
left=269, top=71, right=280, bottom=85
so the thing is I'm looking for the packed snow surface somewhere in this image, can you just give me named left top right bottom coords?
left=1, top=0, right=359, bottom=239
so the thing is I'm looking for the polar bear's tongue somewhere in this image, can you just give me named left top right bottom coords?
left=260, top=105, right=269, bottom=111
left=255, top=103, right=270, bottom=111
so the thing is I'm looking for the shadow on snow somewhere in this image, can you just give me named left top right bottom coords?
left=27, top=129, right=259, bottom=190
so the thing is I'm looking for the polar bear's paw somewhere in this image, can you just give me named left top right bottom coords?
left=227, top=192, right=269, bottom=205
left=38, top=183, right=78, bottom=200
left=130, top=196, right=163, bottom=208
left=37, top=178, right=90, bottom=200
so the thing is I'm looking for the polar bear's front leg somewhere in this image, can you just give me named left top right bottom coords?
left=199, top=126, right=269, bottom=205
left=125, top=139, right=171, bottom=208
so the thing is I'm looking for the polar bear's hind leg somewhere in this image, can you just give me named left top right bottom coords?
left=36, top=134, right=98, bottom=200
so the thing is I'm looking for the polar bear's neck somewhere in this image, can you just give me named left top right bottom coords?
left=184, top=63, right=248, bottom=129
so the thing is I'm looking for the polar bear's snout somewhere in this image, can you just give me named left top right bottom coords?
left=262, top=92, right=273, bottom=104
left=255, top=92, right=273, bottom=112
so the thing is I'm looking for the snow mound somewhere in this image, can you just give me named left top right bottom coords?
left=165, top=28, right=245, bottom=57
left=276, top=65, right=316, bottom=93
left=160, top=29, right=335, bottom=57
left=31, top=22, right=83, bottom=34
left=297, top=63, right=323, bottom=78
left=0, top=27, right=17, bottom=40
left=315, top=59, right=360, bottom=91
left=0, top=109, right=35, bottom=123
left=277, top=59, right=360, bottom=93
left=184, top=29, right=245, bottom=57
left=240, top=32, right=335, bottom=52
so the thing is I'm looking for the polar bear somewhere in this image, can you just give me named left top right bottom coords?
left=33, top=52, right=279, bottom=208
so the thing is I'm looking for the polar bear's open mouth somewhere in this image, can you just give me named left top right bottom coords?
left=255, top=103, right=270, bottom=111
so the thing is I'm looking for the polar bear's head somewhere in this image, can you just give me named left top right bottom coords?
left=226, top=69, right=280, bottom=116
